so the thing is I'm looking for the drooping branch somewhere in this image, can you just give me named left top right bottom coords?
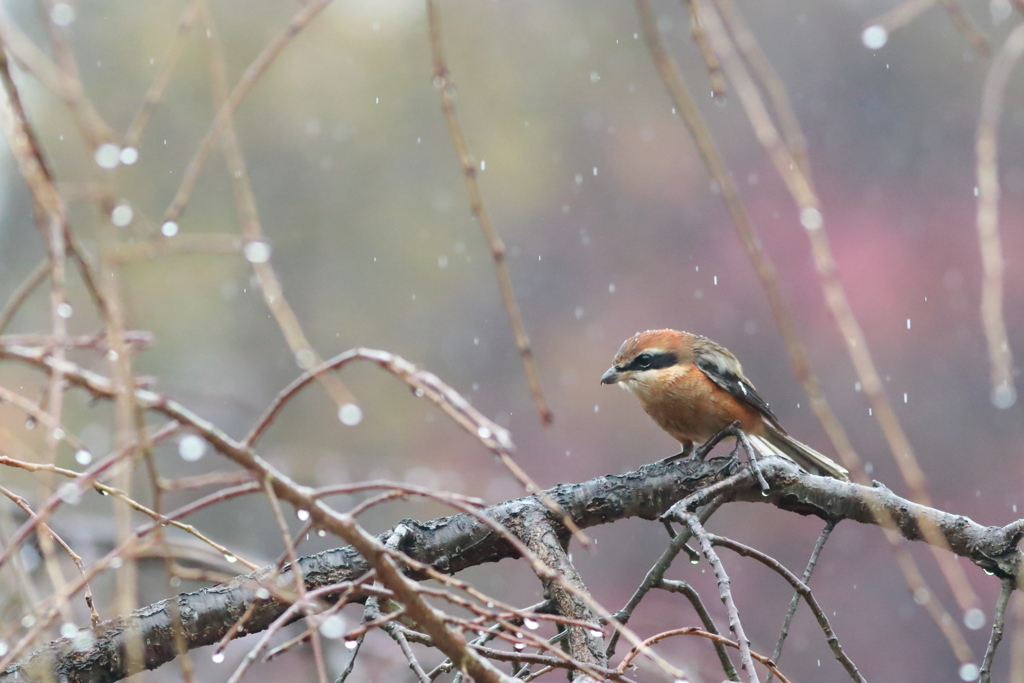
left=2, top=456, right=1022, bottom=683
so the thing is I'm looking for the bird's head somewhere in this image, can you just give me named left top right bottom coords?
left=600, top=329, right=694, bottom=394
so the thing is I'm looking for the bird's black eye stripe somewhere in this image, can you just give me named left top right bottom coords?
left=624, top=352, right=676, bottom=372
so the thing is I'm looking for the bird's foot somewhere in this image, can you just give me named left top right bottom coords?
left=729, top=430, right=771, bottom=495
left=658, top=442, right=693, bottom=464
left=694, top=421, right=742, bottom=461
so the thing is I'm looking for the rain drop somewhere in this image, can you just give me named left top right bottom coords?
left=959, top=663, right=979, bottom=681
left=589, top=71, right=600, bottom=83
left=963, top=608, right=985, bottom=630
left=292, top=349, right=315, bottom=370
left=861, top=25, right=888, bottom=49
left=212, top=652, right=225, bottom=664
left=799, top=207, right=823, bottom=230
left=57, top=303, right=73, bottom=319
left=111, top=204, right=133, bottom=227
left=243, top=241, right=271, bottom=264
left=524, top=618, right=539, bottom=630
left=296, top=509, right=310, bottom=521
left=161, top=221, right=179, bottom=237
left=255, top=588, right=271, bottom=600
left=60, top=623, right=77, bottom=638
left=477, top=426, right=492, bottom=439
left=119, top=147, right=138, bottom=165
left=338, top=403, right=363, bottom=426
left=75, top=449, right=92, bottom=465
left=178, top=434, right=207, bottom=462
left=319, top=614, right=346, bottom=639
left=57, top=483, right=81, bottom=505
left=94, top=143, right=121, bottom=169
left=224, top=554, right=237, bottom=564
left=50, top=2, right=75, bottom=25
left=992, top=384, right=1017, bottom=409
left=344, top=639, right=359, bottom=649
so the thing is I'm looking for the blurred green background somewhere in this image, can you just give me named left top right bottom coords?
left=1, top=0, right=1024, bottom=681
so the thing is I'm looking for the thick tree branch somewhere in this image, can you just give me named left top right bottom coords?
left=3, top=456, right=1021, bottom=683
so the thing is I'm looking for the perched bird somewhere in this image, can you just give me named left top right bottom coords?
left=600, top=329, right=849, bottom=480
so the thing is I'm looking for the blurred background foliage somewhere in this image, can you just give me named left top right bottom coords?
left=1, top=0, right=1023, bottom=681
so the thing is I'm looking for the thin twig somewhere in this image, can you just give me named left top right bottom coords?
left=243, top=346, right=587, bottom=545
left=196, top=1, right=356, bottom=412
left=164, top=0, right=336, bottom=222
left=679, top=513, right=759, bottom=683
left=691, top=0, right=981, bottom=657
left=767, top=520, right=835, bottom=683
left=615, top=627, right=790, bottom=683
left=605, top=499, right=724, bottom=659
left=710, top=534, right=864, bottom=682
left=658, top=579, right=738, bottom=680
left=0, top=259, right=49, bottom=334
left=123, top=0, right=201, bottom=147
left=976, top=23, right=1024, bottom=412
left=424, top=0, right=553, bottom=426
left=979, top=578, right=1014, bottom=683
left=683, top=0, right=727, bottom=99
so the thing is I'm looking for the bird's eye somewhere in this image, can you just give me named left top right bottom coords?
left=635, top=354, right=653, bottom=369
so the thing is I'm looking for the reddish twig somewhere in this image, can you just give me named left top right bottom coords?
left=424, top=0, right=553, bottom=426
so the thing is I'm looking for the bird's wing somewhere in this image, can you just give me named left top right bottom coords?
left=693, top=340, right=786, bottom=432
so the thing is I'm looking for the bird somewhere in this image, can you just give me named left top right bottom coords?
left=600, top=329, right=849, bottom=480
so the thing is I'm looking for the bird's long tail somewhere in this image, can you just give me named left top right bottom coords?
left=748, top=429, right=849, bottom=481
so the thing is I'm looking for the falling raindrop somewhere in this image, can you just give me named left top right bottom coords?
left=119, top=147, right=138, bottom=165
left=57, top=483, right=81, bottom=505
left=338, top=403, right=363, bottom=426
left=799, top=207, right=823, bottom=230
left=963, top=608, right=985, bottom=630
left=992, top=384, right=1017, bottom=409
left=50, top=2, right=75, bottom=25
left=959, top=663, right=979, bottom=681
left=243, top=241, right=271, bottom=264
left=94, top=143, right=121, bottom=169
left=178, top=434, right=207, bottom=462
left=861, top=25, right=888, bottom=49
left=110, top=202, right=133, bottom=227
left=319, top=614, right=346, bottom=639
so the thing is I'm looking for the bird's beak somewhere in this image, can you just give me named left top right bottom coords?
left=600, top=366, right=621, bottom=385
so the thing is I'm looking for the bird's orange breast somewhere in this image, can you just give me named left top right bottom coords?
left=629, top=364, right=764, bottom=444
